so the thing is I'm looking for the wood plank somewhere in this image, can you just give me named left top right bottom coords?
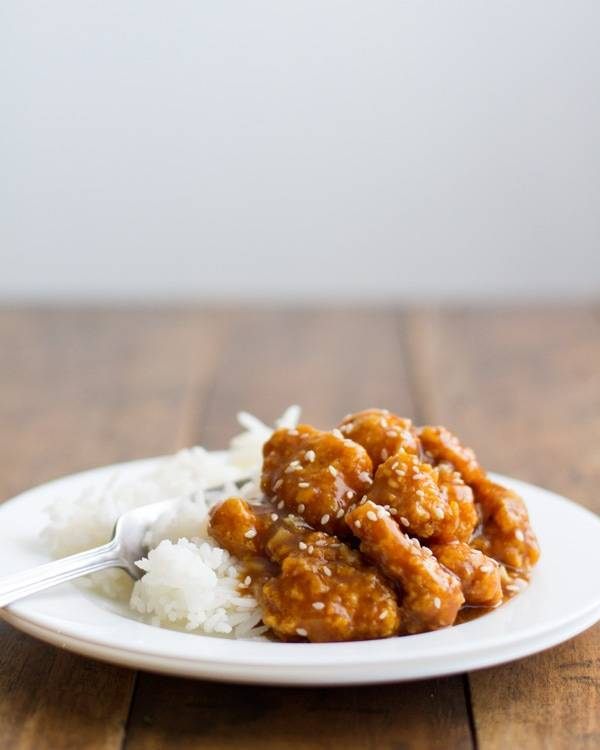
left=199, top=308, right=418, bottom=444
left=125, top=673, right=471, bottom=750
left=0, top=308, right=228, bottom=750
left=125, top=308, right=474, bottom=750
left=407, top=306, right=600, bottom=750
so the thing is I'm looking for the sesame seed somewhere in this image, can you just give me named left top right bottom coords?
left=273, top=478, right=283, bottom=491
left=336, top=508, right=344, bottom=518
left=380, top=449, right=388, bottom=461
left=366, top=510, right=377, bottom=522
left=386, top=430, right=398, bottom=438
left=298, top=503, right=306, bottom=513
left=288, top=429, right=299, bottom=436
left=296, top=628, right=308, bottom=637
left=480, top=564, right=493, bottom=573
left=379, top=611, right=387, bottom=620
left=354, top=520, right=362, bottom=528
left=400, top=516, right=410, bottom=527
left=359, top=471, right=372, bottom=484
left=299, top=541, right=307, bottom=550
left=312, top=601, right=325, bottom=610
left=389, top=507, right=398, bottom=515
left=305, top=450, right=316, bottom=462
left=244, top=528, right=257, bottom=539
left=270, top=513, right=278, bottom=522
left=346, top=490, right=355, bottom=499
left=515, top=529, right=525, bottom=542
left=244, top=575, right=252, bottom=586
left=321, top=514, right=330, bottom=525
left=416, top=489, right=425, bottom=497
left=328, top=465, right=338, bottom=477
left=433, top=597, right=441, bottom=609
left=379, top=418, right=389, bottom=428
left=323, top=566, right=332, bottom=576
left=308, top=545, right=314, bottom=554
left=298, top=482, right=310, bottom=488
left=277, top=500, right=284, bottom=509
left=332, top=428, right=343, bottom=439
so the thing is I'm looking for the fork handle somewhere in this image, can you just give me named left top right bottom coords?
left=0, top=540, right=122, bottom=608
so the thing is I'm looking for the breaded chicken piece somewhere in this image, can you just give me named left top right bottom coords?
left=261, top=424, right=373, bottom=537
left=436, top=463, right=479, bottom=543
left=261, top=537, right=400, bottom=642
left=429, top=541, right=503, bottom=607
left=346, top=501, right=464, bottom=634
left=338, top=409, right=420, bottom=469
left=470, top=478, right=540, bottom=572
left=419, top=425, right=484, bottom=484
left=419, top=427, right=539, bottom=572
left=209, top=496, right=400, bottom=642
left=209, top=496, right=271, bottom=560
left=368, top=451, right=459, bottom=541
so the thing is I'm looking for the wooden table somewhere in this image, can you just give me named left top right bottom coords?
left=0, top=306, right=598, bottom=750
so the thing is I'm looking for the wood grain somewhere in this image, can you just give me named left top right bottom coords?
left=0, top=308, right=229, bottom=750
left=124, top=308, right=474, bottom=750
left=124, top=673, right=471, bottom=750
left=407, top=306, right=600, bottom=750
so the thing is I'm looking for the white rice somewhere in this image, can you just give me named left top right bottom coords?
left=130, top=539, right=266, bottom=637
left=42, top=406, right=300, bottom=638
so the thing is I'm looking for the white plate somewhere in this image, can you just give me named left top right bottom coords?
left=1, top=458, right=599, bottom=686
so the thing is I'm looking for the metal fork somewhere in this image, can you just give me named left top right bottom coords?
left=0, top=487, right=244, bottom=608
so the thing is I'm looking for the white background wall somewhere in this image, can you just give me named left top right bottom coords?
left=1, top=1, right=599, bottom=303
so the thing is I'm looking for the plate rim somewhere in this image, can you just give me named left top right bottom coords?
left=2, top=600, right=598, bottom=686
